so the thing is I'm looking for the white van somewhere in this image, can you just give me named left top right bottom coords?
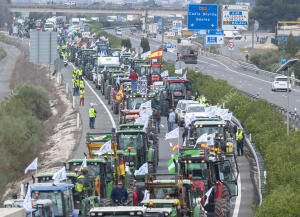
left=272, top=75, right=291, bottom=92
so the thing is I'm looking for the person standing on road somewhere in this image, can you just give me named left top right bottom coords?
left=89, top=105, right=96, bottom=129
left=129, top=70, right=138, bottom=94
left=155, top=109, right=161, bottom=133
left=168, top=109, right=175, bottom=132
left=236, top=128, right=244, bottom=156
left=111, top=180, right=128, bottom=206
left=80, top=88, right=85, bottom=106
left=79, top=78, right=85, bottom=90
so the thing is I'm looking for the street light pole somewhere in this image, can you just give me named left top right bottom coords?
left=287, top=67, right=290, bottom=136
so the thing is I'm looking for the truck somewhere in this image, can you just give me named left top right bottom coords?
left=147, top=23, right=158, bottom=38
left=0, top=208, right=26, bottom=217
left=177, top=40, right=199, bottom=64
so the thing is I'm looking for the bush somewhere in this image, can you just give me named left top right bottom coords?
left=121, top=38, right=132, bottom=49
left=0, top=84, right=49, bottom=191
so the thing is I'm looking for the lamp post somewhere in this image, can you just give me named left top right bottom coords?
left=276, top=59, right=298, bottom=136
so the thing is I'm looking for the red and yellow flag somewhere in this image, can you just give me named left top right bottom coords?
left=149, top=48, right=163, bottom=59
left=118, top=159, right=125, bottom=176
left=114, top=84, right=124, bottom=100
left=172, top=144, right=179, bottom=151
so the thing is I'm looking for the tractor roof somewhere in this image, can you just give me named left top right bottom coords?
left=152, top=179, right=192, bottom=185
left=164, top=77, right=187, bottom=83
left=30, top=183, right=73, bottom=192
left=117, top=129, right=146, bottom=134
left=68, top=158, right=106, bottom=163
left=90, top=206, right=147, bottom=213
left=146, top=208, right=173, bottom=214
left=37, top=172, right=76, bottom=178
left=193, top=120, right=226, bottom=127
left=141, top=199, right=179, bottom=205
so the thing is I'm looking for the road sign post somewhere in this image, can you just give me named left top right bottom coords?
left=188, top=4, right=218, bottom=30
left=222, top=5, right=249, bottom=31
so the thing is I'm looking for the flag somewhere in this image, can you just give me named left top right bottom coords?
left=161, top=70, right=168, bottom=77
left=81, top=156, right=87, bottom=169
left=114, top=84, right=123, bottom=100
left=182, top=71, right=187, bottom=80
left=172, top=144, right=179, bottom=151
left=175, top=69, right=183, bottom=75
left=121, top=64, right=125, bottom=68
left=139, top=100, right=152, bottom=117
left=207, top=133, right=216, bottom=146
left=183, top=138, right=186, bottom=147
left=135, top=116, right=149, bottom=130
left=101, top=66, right=106, bottom=73
left=196, top=133, right=208, bottom=144
left=134, top=163, right=148, bottom=176
left=97, top=140, right=112, bottom=156
left=149, top=49, right=163, bottom=59
left=143, top=190, right=150, bottom=201
left=23, top=185, right=33, bottom=212
left=118, top=160, right=125, bottom=176
left=52, top=167, right=67, bottom=184
left=167, top=154, right=179, bottom=174
left=112, top=51, right=119, bottom=57
left=134, top=53, right=138, bottom=59
left=204, top=187, right=213, bottom=206
left=182, top=149, right=201, bottom=157
left=141, top=51, right=151, bottom=60
left=24, top=157, right=38, bottom=174
left=165, top=127, right=179, bottom=140
left=185, top=113, right=196, bottom=128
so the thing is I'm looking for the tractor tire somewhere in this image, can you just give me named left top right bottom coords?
left=214, top=185, right=231, bottom=217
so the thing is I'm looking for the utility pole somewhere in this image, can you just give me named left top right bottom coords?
left=161, top=18, right=164, bottom=48
left=252, top=21, right=254, bottom=49
left=287, top=67, right=290, bottom=136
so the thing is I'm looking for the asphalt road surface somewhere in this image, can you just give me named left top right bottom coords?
left=0, top=41, right=20, bottom=101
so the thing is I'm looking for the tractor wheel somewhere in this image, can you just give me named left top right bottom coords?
left=214, top=185, right=230, bottom=217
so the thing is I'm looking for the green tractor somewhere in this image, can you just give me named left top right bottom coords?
left=143, top=174, right=206, bottom=217
left=99, top=65, right=121, bottom=95
left=188, top=117, right=235, bottom=158
left=177, top=147, right=239, bottom=217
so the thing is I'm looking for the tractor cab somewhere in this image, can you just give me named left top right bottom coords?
left=178, top=148, right=238, bottom=216
left=144, top=174, right=205, bottom=217
left=141, top=200, right=176, bottom=217
left=120, top=53, right=132, bottom=66
left=90, top=206, right=147, bottom=217
left=133, top=59, right=149, bottom=76
left=36, top=172, right=77, bottom=185
left=116, top=129, right=157, bottom=175
left=67, top=158, right=112, bottom=198
left=4, top=198, right=54, bottom=217
left=30, top=183, right=78, bottom=217
left=189, top=117, right=234, bottom=156
left=119, top=94, right=154, bottom=124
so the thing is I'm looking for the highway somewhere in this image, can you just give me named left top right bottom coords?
left=108, top=29, right=300, bottom=114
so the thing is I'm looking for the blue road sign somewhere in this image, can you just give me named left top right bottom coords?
left=281, top=59, right=286, bottom=66
left=188, top=4, right=218, bottom=30
left=206, top=36, right=217, bottom=44
left=206, top=28, right=224, bottom=35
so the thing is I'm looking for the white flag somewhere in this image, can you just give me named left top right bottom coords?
left=23, top=185, right=33, bottom=211
left=204, top=187, right=213, bottom=206
left=134, top=163, right=148, bottom=176
left=222, top=112, right=232, bottom=121
left=112, top=51, right=119, bottom=57
left=139, top=100, right=152, bottom=117
left=182, top=72, right=187, bottom=80
left=121, top=64, right=125, bottom=68
left=135, top=116, right=149, bottom=130
left=161, top=70, right=169, bottom=77
left=175, top=68, right=183, bottom=75
left=207, top=133, right=216, bottom=146
left=183, top=138, right=186, bottom=146
left=143, top=190, right=150, bottom=201
left=134, top=53, right=138, bottom=59
left=141, top=51, right=151, bottom=60
left=81, top=156, right=87, bottom=169
left=101, top=66, right=106, bottom=73
left=185, top=113, right=196, bottom=128
left=24, top=157, right=38, bottom=174
left=97, top=140, right=112, bottom=156
left=196, top=133, right=208, bottom=144
left=52, top=167, right=67, bottom=184
left=165, top=127, right=179, bottom=140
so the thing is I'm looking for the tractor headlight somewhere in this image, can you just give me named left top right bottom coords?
left=129, top=212, right=135, bottom=216
left=90, top=213, right=96, bottom=216
left=129, top=162, right=134, bottom=166
left=137, top=211, right=143, bottom=215
left=164, top=213, right=170, bottom=217
left=125, top=162, right=129, bottom=166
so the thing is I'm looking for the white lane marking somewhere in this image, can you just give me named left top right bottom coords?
left=232, top=171, right=242, bottom=217
left=197, top=60, right=218, bottom=67
left=70, top=63, right=116, bottom=128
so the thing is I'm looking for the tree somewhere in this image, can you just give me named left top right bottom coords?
left=140, top=37, right=150, bottom=53
left=121, top=38, right=132, bottom=49
left=285, top=33, right=299, bottom=57
left=250, top=0, right=300, bottom=30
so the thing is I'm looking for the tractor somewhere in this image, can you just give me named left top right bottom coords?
left=143, top=173, right=206, bottom=217
left=177, top=147, right=239, bottom=217
left=110, top=77, right=131, bottom=114
left=29, top=183, right=79, bottom=217
left=160, top=77, right=192, bottom=111
left=36, top=172, right=77, bottom=185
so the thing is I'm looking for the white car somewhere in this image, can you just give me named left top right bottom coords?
left=175, top=100, right=199, bottom=126
left=116, top=29, right=122, bottom=36
left=184, top=104, right=208, bottom=126
left=272, top=76, right=291, bottom=92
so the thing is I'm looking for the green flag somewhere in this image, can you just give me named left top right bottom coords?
left=182, top=150, right=202, bottom=157
left=167, top=154, right=179, bottom=174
